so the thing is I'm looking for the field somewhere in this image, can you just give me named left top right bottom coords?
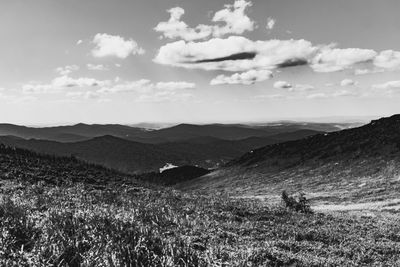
left=178, top=158, right=400, bottom=214
left=1, top=179, right=400, bottom=266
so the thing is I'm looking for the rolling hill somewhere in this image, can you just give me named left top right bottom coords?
left=0, top=135, right=186, bottom=173
left=0, top=123, right=147, bottom=142
left=0, top=143, right=137, bottom=186
left=0, top=121, right=357, bottom=143
left=0, top=129, right=323, bottom=173
left=178, top=115, right=400, bottom=211
left=143, top=123, right=273, bottom=141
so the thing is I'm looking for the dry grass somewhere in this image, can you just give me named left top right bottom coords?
left=1, top=179, right=400, bottom=266
left=178, top=159, right=400, bottom=213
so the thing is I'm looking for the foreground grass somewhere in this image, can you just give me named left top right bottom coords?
left=1, top=180, right=400, bottom=266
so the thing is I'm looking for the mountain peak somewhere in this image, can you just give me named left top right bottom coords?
left=228, top=114, right=400, bottom=169
left=370, top=114, right=400, bottom=126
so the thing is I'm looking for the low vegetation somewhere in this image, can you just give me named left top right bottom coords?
left=1, top=143, right=400, bottom=266
left=281, top=191, right=313, bottom=214
left=1, top=179, right=400, bottom=266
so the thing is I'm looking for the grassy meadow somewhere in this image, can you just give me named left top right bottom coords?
left=1, top=179, right=400, bottom=266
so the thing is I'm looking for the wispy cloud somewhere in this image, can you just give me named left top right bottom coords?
left=22, top=76, right=111, bottom=94
left=340, top=79, right=358, bottom=87
left=210, top=69, right=272, bottom=85
left=87, top=64, right=109, bottom=71
left=266, top=17, right=276, bottom=30
left=97, top=79, right=196, bottom=102
left=273, top=80, right=292, bottom=89
left=55, top=65, right=80, bottom=76
left=372, top=80, right=400, bottom=90
left=273, top=81, right=315, bottom=92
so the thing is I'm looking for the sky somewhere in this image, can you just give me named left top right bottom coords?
left=1, top=0, right=400, bottom=125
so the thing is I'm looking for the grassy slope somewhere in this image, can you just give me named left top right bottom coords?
left=1, top=181, right=400, bottom=266
left=177, top=158, right=400, bottom=212
left=178, top=116, right=400, bottom=212
left=0, top=144, right=399, bottom=265
left=0, top=144, right=138, bottom=186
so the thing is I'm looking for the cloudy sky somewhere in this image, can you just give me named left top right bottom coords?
left=1, top=0, right=400, bottom=124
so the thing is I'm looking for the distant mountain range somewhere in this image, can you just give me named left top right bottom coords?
left=0, top=123, right=148, bottom=143
left=0, top=121, right=360, bottom=143
left=0, top=129, right=323, bottom=173
left=0, top=120, right=365, bottom=173
left=1, top=116, right=399, bottom=211
left=178, top=115, right=400, bottom=206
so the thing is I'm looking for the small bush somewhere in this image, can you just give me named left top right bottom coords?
left=281, top=190, right=313, bottom=214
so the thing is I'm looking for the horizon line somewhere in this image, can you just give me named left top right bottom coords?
left=0, top=114, right=387, bottom=128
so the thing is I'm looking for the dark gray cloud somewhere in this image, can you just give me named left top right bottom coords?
left=194, top=52, right=256, bottom=63
left=277, top=58, right=308, bottom=68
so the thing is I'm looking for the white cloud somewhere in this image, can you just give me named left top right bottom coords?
left=98, top=79, right=195, bottom=102
left=310, top=47, right=377, bottom=72
left=354, top=69, right=370, bottom=75
left=154, top=0, right=254, bottom=41
left=87, top=64, right=109, bottom=71
left=22, top=74, right=195, bottom=102
left=373, top=50, right=400, bottom=69
left=273, top=81, right=315, bottom=92
left=155, top=35, right=390, bottom=77
left=354, top=68, right=384, bottom=75
left=332, top=90, right=358, bottom=97
left=212, top=0, right=255, bottom=37
left=372, top=80, right=400, bottom=90
left=154, top=7, right=213, bottom=41
left=55, top=65, right=80, bottom=76
left=340, top=79, right=358, bottom=87
left=76, top=40, right=83, bottom=45
left=22, top=83, right=53, bottom=94
left=136, top=91, right=193, bottom=103
left=97, top=79, right=152, bottom=94
left=307, top=90, right=359, bottom=99
left=306, top=93, right=329, bottom=99
left=98, top=79, right=195, bottom=94
left=155, top=81, right=196, bottom=90
left=210, top=69, right=272, bottom=85
left=23, top=76, right=111, bottom=94
left=52, top=76, right=111, bottom=88
left=266, top=17, right=276, bottom=30
left=155, top=36, right=317, bottom=72
left=293, top=84, right=315, bottom=91
left=273, top=80, right=292, bottom=89
left=66, top=91, right=101, bottom=100
left=91, top=33, right=145, bottom=59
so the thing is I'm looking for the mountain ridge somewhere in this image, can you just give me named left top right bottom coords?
left=0, top=129, right=324, bottom=173
left=177, top=115, right=400, bottom=209
left=0, top=121, right=359, bottom=143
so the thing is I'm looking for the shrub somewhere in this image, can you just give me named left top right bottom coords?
left=281, top=190, right=313, bottom=214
